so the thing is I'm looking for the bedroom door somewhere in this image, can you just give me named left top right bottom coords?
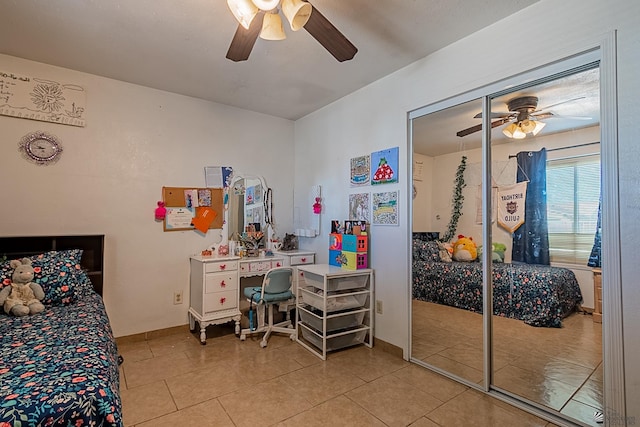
left=409, top=46, right=618, bottom=426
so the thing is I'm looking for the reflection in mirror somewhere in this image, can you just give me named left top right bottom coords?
left=228, top=174, right=270, bottom=255
left=488, top=67, right=602, bottom=424
left=411, top=98, right=486, bottom=387
left=410, top=64, right=603, bottom=426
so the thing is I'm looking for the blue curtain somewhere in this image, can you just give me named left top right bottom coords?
left=587, top=193, right=602, bottom=267
left=512, top=149, right=550, bottom=265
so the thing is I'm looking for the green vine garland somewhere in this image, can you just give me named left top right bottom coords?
left=442, top=155, right=467, bottom=242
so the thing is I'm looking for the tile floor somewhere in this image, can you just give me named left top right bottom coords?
left=117, top=323, right=569, bottom=427
left=412, top=300, right=602, bottom=427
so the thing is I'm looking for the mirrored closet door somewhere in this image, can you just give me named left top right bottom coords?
left=410, top=55, right=604, bottom=426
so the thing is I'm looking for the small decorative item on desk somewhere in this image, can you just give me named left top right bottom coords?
left=281, top=233, right=298, bottom=251
left=217, top=244, right=229, bottom=256
left=201, top=249, right=213, bottom=257
left=240, top=225, right=265, bottom=257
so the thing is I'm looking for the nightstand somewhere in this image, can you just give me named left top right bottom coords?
left=593, top=268, right=602, bottom=323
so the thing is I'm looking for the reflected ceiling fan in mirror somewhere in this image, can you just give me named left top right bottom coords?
left=456, top=95, right=588, bottom=139
left=226, top=0, right=358, bottom=62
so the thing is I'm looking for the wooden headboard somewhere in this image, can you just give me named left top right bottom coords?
left=0, top=235, right=105, bottom=296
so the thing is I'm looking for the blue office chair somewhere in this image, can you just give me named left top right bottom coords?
left=239, top=267, right=296, bottom=347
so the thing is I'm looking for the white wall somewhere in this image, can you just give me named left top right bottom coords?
left=0, top=54, right=295, bottom=338
left=293, top=0, right=640, bottom=417
left=411, top=153, right=433, bottom=232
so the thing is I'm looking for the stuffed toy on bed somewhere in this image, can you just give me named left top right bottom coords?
left=478, top=242, right=507, bottom=262
left=452, top=234, right=478, bottom=262
left=0, top=258, right=45, bottom=316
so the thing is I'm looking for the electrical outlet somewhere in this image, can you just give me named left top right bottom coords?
left=375, top=299, right=383, bottom=315
left=173, top=291, right=183, bottom=305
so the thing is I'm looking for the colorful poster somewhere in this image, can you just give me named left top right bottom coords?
left=245, top=186, right=255, bottom=205
left=372, top=191, right=399, bottom=225
left=349, top=193, right=370, bottom=222
left=350, top=155, right=370, bottom=186
left=371, top=147, right=399, bottom=185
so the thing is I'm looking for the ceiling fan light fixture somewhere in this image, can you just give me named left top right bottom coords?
left=227, top=0, right=258, bottom=29
left=503, top=123, right=527, bottom=139
left=252, top=0, right=280, bottom=11
left=260, top=11, right=287, bottom=40
left=519, top=119, right=537, bottom=134
left=532, top=120, right=546, bottom=135
left=281, top=0, right=312, bottom=31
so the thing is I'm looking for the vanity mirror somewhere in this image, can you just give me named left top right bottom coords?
left=228, top=174, right=273, bottom=253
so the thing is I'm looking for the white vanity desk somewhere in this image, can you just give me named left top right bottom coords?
left=189, top=254, right=285, bottom=344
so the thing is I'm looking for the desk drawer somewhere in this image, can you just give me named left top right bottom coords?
left=240, top=260, right=283, bottom=273
left=291, top=254, right=314, bottom=265
left=205, top=260, right=238, bottom=273
left=205, top=272, right=238, bottom=293
left=204, top=290, right=237, bottom=313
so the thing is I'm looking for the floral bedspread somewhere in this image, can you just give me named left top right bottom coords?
left=412, top=260, right=583, bottom=327
left=0, top=292, right=122, bottom=426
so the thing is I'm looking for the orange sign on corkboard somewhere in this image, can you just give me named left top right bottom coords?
left=162, top=187, right=224, bottom=232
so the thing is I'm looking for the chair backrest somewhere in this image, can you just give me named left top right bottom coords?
left=262, top=267, right=293, bottom=295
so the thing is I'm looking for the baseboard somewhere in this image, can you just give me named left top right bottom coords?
left=115, top=324, right=190, bottom=345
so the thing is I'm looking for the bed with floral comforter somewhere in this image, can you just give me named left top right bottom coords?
left=412, top=239, right=583, bottom=327
left=0, top=248, right=122, bottom=427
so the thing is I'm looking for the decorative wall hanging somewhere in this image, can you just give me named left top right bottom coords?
left=350, top=155, right=370, bottom=186
left=497, top=182, right=528, bottom=233
left=372, top=191, right=399, bottom=226
left=442, top=155, right=467, bottom=242
left=371, top=147, right=399, bottom=185
left=18, top=131, right=63, bottom=165
left=349, top=193, right=370, bottom=222
left=1, top=70, right=86, bottom=127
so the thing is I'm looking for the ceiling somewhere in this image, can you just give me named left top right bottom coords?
left=0, top=0, right=538, bottom=121
left=412, top=67, right=601, bottom=157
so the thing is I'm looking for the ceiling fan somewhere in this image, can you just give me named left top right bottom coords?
left=456, top=95, right=587, bottom=138
left=226, top=0, right=358, bottom=62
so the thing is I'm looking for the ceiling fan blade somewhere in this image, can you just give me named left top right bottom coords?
left=473, top=111, right=512, bottom=119
left=535, top=96, right=586, bottom=113
left=456, top=117, right=511, bottom=138
left=304, top=4, right=357, bottom=62
left=226, top=12, right=265, bottom=62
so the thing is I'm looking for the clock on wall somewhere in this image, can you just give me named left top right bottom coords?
left=18, top=131, right=63, bottom=165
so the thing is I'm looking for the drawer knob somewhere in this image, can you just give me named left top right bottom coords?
left=219, top=264, right=226, bottom=270
left=220, top=280, right=226, bottom=287
left=220, top=297, right=226, bottom=304
left=276, top=262, right=281, bottom=267
left=301, top=258, right=306, bottom=262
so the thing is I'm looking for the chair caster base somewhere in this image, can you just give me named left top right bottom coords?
left=260, top=340, right=268, bottom=348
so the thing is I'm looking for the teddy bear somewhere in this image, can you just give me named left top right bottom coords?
left=452, top=234, right=478, bottom=262
left=0, top=258, right=45, bottom=316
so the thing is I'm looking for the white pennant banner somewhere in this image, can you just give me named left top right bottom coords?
left=497, top=182, right=527, bottom=233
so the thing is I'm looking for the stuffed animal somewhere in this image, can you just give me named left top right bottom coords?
left=452, top=235, right=478, bottom=262
left=0, top=258, right=45, bottom=316
left=478, top=242, right=507, bottom=262
left=437, top=241, right=453, bottom=262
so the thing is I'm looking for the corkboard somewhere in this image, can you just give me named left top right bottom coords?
left=162, top=187, right=224, bottom=231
